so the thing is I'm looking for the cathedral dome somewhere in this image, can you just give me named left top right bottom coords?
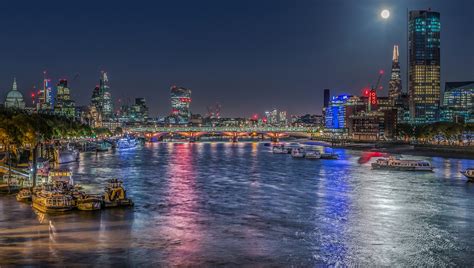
left=4, top=77, right=25, bottom=109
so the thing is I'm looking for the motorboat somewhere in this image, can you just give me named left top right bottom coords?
left=460, top=168, right=474, bottom=181
left=102, top=179, right=133, bottom=207
left=304, top=150, right=321, bottom=159
left=75, top=193, right=102, bottom=211
left=116, top=136, right=139, bottom=151
left=291, top=147, right=306, bottom=158
left=272, top=144, right=288, bottom=154
left=320, top=153, right=339, bottom=160
left=371, top=157, right=433, bottom=171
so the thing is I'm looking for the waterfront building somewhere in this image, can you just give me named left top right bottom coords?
left=3, top=77, right=25, bottom=109
left=117, top=98, right=149, bottom=123
left=323, top=89, right=330, bottom=109
left=408, top=10, right=441, bottom=123
left=170, top=86, right=191, bottom=124
left=389, top=45, right=402, bottom=106
left=325, top=94, right=351, bottom=130
left=348, top=110, right=397, bottom=141
left=440, top=81, right=474, bottom=123
left=54, top=79, right=75, bottom=118
left=91, top=72, right=113, bottom=120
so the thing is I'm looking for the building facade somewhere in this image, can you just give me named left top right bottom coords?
left=441, top=81, right=474, bottom=123
left=325, top=94, right=351, bottom=130
left=54, top=79, right=75, bottom=118
left=170, top=86, right=191, bottom=124
left=408, top=10, right=441, bottom=123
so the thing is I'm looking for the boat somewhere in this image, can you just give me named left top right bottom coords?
left=371, top=157, right=433, bottom=171
left=55, top=146, right=79, bottom=164
left=75, top=194, right=102, bottom=211
left=291, top=147, right=306, bottom=158
left=116, top=136, right=139, bottom=151
left=102, top=179, right=133, bottom=207
left=272, top=144, right=288, bottom=154
left=31, top=182, right=74, bottom=213
left=320, top=153, right=339, bottom=160
left=460, top=168, right=474, bottom=181
left=304, top=150, right=321, bottom=159
left=16, top=188, right=32, bottom=202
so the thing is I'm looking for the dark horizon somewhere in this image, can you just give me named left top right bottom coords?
left=0, top=0, right=473, bottom=117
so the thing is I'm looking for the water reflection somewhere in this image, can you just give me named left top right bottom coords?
left=1, top=143, right=474, bottom=266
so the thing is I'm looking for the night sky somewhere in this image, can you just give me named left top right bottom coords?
left=0, top=0, right=473, bottom=117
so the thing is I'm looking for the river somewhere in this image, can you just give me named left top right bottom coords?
left=1, top=142, right=474, bottom=266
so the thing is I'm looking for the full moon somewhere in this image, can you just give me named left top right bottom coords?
left=381, top=9, right=390, bottom=19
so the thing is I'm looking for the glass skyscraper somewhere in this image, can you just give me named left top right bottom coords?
left=170, top=86, right=192, bottom=124
left=408, top=10, right=441, bottom=123
left=441, top=81, right=474, bottom=123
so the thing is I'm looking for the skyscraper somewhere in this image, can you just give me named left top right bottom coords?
left=323, top=89, right=330, bottom=108
left=408, top=10, right=441, bottom=123
left=54, top=79, right=76, bottom=118
left=91, top=71, right=113, bottom=120
left=388, top=45, right=402, bottom=105
left=170, top=86, right=191, bottom=124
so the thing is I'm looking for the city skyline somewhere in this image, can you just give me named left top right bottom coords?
left=0, top=1, right=473, bottom=117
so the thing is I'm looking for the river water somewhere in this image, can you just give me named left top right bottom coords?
left=1, top=142, right=474, bottom=266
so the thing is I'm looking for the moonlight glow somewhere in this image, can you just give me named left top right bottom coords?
left=381, top=9, right=390, bottom=19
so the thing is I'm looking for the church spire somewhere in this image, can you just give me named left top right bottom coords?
left=392, top=45, right=399, bottom=62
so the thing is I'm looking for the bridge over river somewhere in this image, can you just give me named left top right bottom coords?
left=128, top=126, right=319, bottom=142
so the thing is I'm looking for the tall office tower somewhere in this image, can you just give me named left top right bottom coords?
left=37, top=71, right=53, bottom=111
left=54, top=79, right=76, bottom=118
left=323, top=89, right=330, bottom=108
left=408, top=10, right=441, bottom=123
left=170, top=86, right=192, bottom=124
left=91, top=72, right=114, bottom=120
left=388, top=45, right=402, bottom=105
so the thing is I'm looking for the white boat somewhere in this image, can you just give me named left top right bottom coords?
left=321, top=153, right=339, bottom=160
left=117, top=137, right=139, bottom=151
left=291, top=147, right=305, bottom=158
left=460, top=168, right=474, bottom=181
left=371, top=157, right=433, bottom=171
left=304, top=150, right=321, bottom=159
left=272, top=144, right=288, bottom=154
left=55, top=147, right=79, bottom=164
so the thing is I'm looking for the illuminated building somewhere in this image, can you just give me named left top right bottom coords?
left=325, top=94, right=351, bottom=130
left=4, top=77, right=25, bottom=109
left=37, top=72, right=54, bottom=112
left=389, top=45, right=402, bottom=105
left=440, top=81, right=474, bottom=123
left=54, top=79, right=75, bottom=118
left=91, top=71, right=113, bottom=120
left=408, top=10, right=441, bottom=123
left=279, top=111, right=287, bottom=125
left=170, top=86, right=191, bottom=124
left=348, top=110, right=397, bottom=141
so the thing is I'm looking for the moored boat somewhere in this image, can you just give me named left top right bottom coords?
left=76, top=194, right=102, bottom=211
left=304, top=150, right=321, bottom=159
left=16, top=188, right=32, bottom=202
left=272, top=144, right=288, bottom=154
left=321, top=153, right=339, bottom=160
left=55, top=146, right=79, bottom=164
left=371, top=157, right=433, bottom=171
left=291, top=147, right=306, bottom=158
left=460, top=168, right=474, bottom=181
left=103, top=179, right=133, bottom=207
left=32, top=186, right=74, bottom=213
left=116, top=136, right=139, bottom=151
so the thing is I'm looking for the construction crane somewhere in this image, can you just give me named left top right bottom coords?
left=368, top=70, right=384, bottom=112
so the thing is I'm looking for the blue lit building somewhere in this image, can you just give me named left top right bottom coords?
left=440, top=81, right=474, bottom=123
left=325, top=94, right=351, bottom=130
left=408, top=10, right=441, bottom=123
